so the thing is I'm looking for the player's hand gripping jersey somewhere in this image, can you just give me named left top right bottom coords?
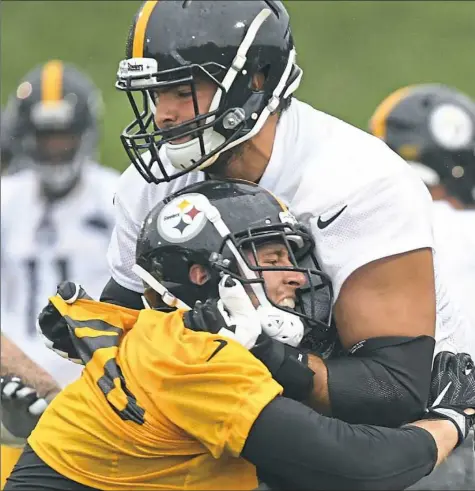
left=28, top=296, right=282, bottom=490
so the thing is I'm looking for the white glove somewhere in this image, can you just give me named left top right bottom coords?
left=185, top=275, right=304, bottom=350
left=216, top=275, right=262, bottom=349
left=257, top=305, right=304, bottom=347
left=184, top=275, right=262, bottom=349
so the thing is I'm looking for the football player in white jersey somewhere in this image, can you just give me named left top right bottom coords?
left=369, top=83, right=475, bottom=489
left=1, top=60, right=119, bottom=388
left=369, top=84, right=475, bottom=331
left=37, top=2, right=474, bottom=488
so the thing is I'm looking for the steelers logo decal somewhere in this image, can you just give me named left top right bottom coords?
left=157, top=193, right=208, bottom=243
left=429, top=104, right=473, bottom=150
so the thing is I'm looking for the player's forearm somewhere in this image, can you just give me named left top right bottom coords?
left=243, top=396, right=446, bottom=490
left=408, top=419, right=458, bottom=467
left=0, top=334, right=60, bottom=400
left=303, top=369, right=458, bottom=466
left=308, top=372, right=457, bottom=465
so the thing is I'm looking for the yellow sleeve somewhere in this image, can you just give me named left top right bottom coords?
left=154, top=334, right=283, bottom=459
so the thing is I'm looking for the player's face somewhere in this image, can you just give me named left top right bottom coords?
left=245, top=241, right=306, bottom=309
left=153, top=79, right=216, bottom=144
left=34, top=132, right=79, bottom=164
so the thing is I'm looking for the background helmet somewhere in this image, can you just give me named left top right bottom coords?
left=5, top=60, right=103, bottom=195
left=134, top=179, right=333, bottom=337
left=116, top=0, right=303, bottom=184
left=369, top=84, right=475, bottom=205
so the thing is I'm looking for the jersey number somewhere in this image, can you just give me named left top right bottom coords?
left=25, top=257, right=70, bottom=336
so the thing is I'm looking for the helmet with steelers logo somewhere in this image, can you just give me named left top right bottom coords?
left=134, top=178, right=333, bottom=334
left=369, top=84, right=475, bottom=206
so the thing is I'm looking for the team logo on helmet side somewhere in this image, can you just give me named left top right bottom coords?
left=429, top=104, right=473, bottom=150
left=157, top=193, right=208, bottom=243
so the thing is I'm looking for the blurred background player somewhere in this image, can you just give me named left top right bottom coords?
left=369, top=84, right=475, bottom=330
left=0, top=60, right=119, bottom=484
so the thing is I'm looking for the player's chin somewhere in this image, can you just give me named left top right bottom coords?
left=168, top=135, right=193, bottom=145
left=165, top=123, right=204, bottom=145
left=207, top=145, right=244, bottom=177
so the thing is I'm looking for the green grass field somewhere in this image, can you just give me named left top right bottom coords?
left=2, top=0, right=474, bottom=172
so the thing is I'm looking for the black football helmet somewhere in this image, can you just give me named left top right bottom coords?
left=4, top=60, right=102, bottom=196
left=369, top=84, right=475, bottom=206
left=134, top=179, right=333, bottom=337
left=116, top=0, right=302, bottom=184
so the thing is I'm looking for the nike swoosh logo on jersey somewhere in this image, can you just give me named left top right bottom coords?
left=317, top=205, right=348, bottom=230
left=206, top=339, right=228, bottom=361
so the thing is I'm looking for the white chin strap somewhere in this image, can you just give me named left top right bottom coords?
left=163, top=7, right=300, bottom=173
left=164, top=129, right=225, bottom=171
left=132, top=264, right=192, bottom=311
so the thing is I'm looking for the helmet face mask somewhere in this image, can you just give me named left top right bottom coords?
left=117, top=0, right=303, bottom=184
left=134, top=179, right=333, bottom=338
left=215, top=224, right=334, bottom=335
left=25, top=130, right=96, bottom=195
left=118, top=61, right=239, bottom=183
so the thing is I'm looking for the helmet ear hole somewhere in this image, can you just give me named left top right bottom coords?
left=189, top=264, right=211, bottom=286
left=421, top=96, right=432, bottom=109
left=250, top=67, right=269, bottom=92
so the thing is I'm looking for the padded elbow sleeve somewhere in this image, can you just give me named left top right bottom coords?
left=326, top=335, right=435, bottom=427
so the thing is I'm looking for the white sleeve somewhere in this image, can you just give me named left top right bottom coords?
left=107, top=193, right=144, bottom=293
left=309, top=169, right=435, bottom=301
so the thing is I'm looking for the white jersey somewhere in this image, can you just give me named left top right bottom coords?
left=1, top=161, right=120, bottom=387
left=108, top=98, right=475, bottom=358
left=431, top=200, right=475, bottom=328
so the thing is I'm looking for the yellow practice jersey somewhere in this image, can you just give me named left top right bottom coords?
left=28, top=298, right=282, bottom=490
left=1, top=445, right=23, bottom=488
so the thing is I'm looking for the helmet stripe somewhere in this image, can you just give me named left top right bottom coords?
left=369, top=85, right=414, bottom=140
left=267, top=189, right=288, bottom=212
left=132, top=0, right=159, bottom=58
left=229, top=178, right=289, bottom=211
left=41, top=60, right=63, bottom=103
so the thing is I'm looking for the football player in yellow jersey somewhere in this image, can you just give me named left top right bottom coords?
left=6, top=179, right=475, bottom=491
